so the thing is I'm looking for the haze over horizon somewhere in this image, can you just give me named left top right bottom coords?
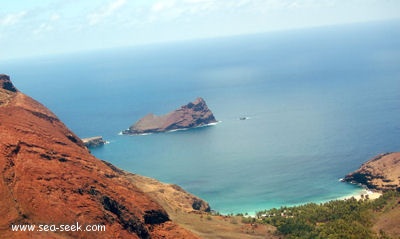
left=1, top=0, right=400, bottom=60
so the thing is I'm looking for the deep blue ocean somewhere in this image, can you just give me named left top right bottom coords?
left=2, top=20, right=400, bottom=214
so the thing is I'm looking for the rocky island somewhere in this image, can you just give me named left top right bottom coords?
left=343, top=152, right=400, bottom=192
left=82, top=136, right=107, bottom=148
left=122, top=97, right=217, bottom=135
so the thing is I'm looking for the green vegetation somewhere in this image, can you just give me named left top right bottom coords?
left=253, top=191, right=400, bottom=239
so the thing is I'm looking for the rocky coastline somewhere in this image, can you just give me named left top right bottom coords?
left=343, top=152, right=400, bottom=192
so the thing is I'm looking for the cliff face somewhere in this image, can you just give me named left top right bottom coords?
left=0, top=75, right=202, bottom=239
left=343, top=152, right=400, bottom=191
left=123, top=97, right=217, bottom=134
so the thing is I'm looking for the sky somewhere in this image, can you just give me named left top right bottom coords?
left=1, top=0, right=399, bottom=60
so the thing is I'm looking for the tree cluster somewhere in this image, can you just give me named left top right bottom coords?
left=256, top=191, right=399, bottom=239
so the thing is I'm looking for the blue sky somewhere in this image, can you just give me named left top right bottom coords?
left=1, top=0, right=399, bottom=60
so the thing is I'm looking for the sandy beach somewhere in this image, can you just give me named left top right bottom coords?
left=343, top=189, right=382, bottom=201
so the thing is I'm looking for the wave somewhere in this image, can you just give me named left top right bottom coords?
left=168, top=120, right=222, bottom=132
left=118, top=131, right=152, bottom=136
left=167, top=128, right=189, bottom=133
left=239, top=116, right=251, bottom=120
left=166, top=121, right=222, bottom=133
left=196, top=121, right=222, bottom=128
left=205, top=121, right=222, bottom=126
left=118, top=121, right=221, bottom=136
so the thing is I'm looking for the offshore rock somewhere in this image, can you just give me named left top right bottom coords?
left=123, top=97, right=217, bottom=134
left=82, top=136, right=107, bottom=148
left=343, top=152, right=400, bottom=192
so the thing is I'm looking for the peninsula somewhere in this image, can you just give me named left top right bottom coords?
left=343, top=152, right=400, bottom=192
left=122, top=97, right=217, bottom=135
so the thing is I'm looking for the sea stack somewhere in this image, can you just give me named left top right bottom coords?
left=123, top=97, right=217, bottom=134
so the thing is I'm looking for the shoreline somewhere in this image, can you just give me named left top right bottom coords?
left=341, top=188, right=382, bottom=201
left=228, top=187, right=383, bottom=217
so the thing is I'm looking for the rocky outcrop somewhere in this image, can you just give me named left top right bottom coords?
left=0, top=74, right=17, bottom=92
left=0, top=74, right=201, bottom=239
left=122, top=98, right=217, bottom=134
left=0, top=74, right=18, bottom=106
left=343, top=152, right=400, bottom=191
left=82, top=136, right=107, bottom=148
left=126, top=174, right=210, bottom=214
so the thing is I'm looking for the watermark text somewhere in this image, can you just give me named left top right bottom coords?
left=11, top=222, right=105, bottom=232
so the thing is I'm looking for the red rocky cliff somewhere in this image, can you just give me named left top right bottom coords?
left=0, top=74, right=200, bottom=239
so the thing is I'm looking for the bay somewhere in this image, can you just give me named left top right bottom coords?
left=3, top=20, right=400, bottom=214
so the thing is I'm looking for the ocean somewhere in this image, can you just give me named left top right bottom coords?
left=3, top=20, right=400, bottom=214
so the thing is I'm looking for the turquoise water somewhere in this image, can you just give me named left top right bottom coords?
left=3, top=20, right=400, bottom=214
